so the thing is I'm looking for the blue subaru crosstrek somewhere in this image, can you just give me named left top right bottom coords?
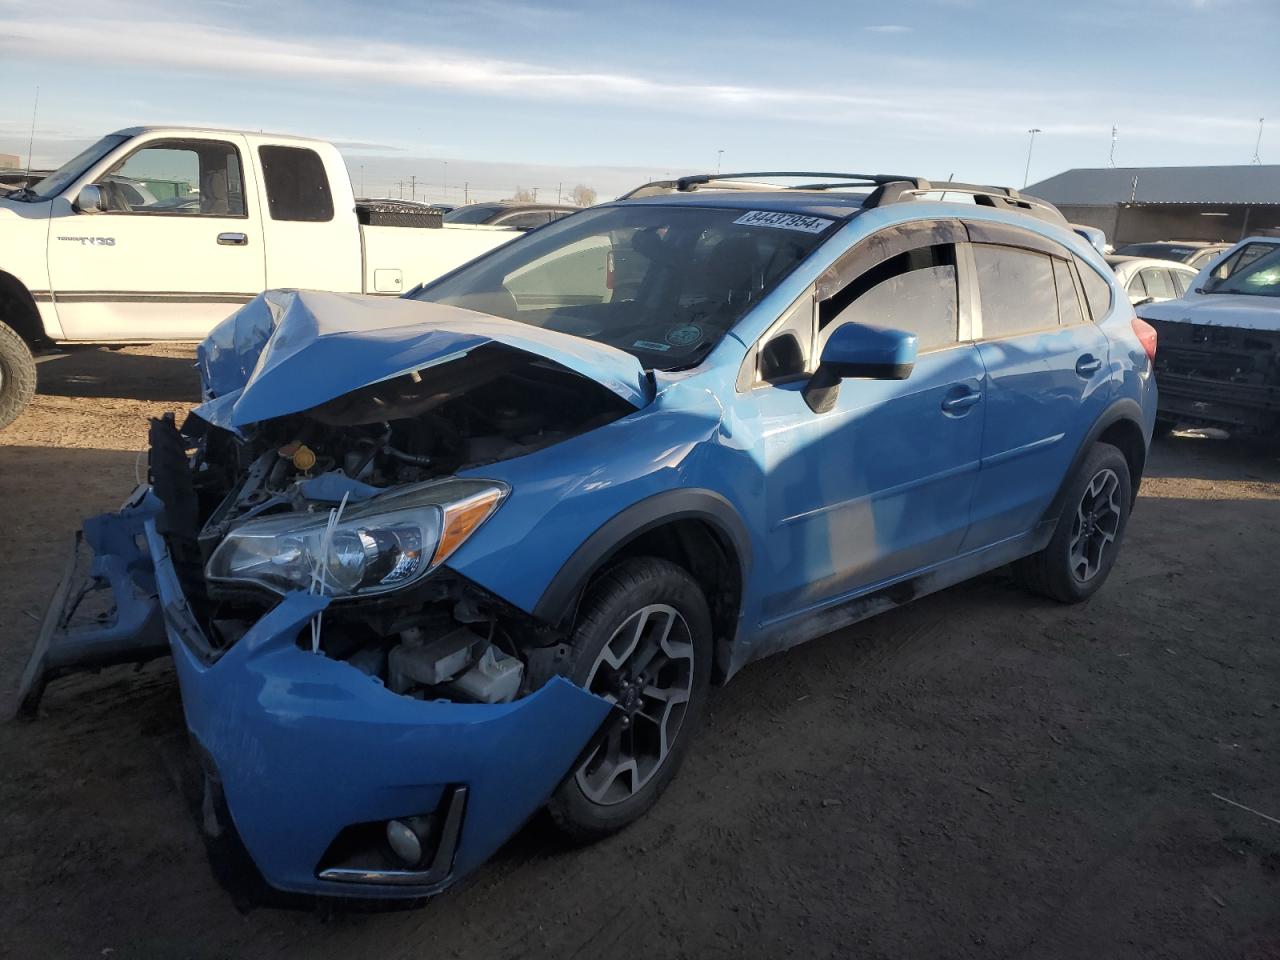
left=21, top=172, right=1158, bottom=902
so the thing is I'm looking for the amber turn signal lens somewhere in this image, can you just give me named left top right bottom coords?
left=432, top=488, right=505, bottom=566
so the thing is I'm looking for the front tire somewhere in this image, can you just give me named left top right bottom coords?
left=1015, top=442, right=1132, bottom=603
left=546, top=557, right=712, bottom=843
left=0, top=322, right=36, bottom=431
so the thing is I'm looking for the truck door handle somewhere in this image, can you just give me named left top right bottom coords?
left=1075, top=354, right=1103, bottom=377
left=217, top=232, right=248, bottom=246
left=941, top=388, right=982, bottom=414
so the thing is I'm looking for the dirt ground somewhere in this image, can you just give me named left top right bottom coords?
left=1, top=345, right=1278, bottom=960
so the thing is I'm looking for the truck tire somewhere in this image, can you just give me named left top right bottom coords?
left=546, top=557, right=712, bottom=843
left=0, top=322, right=36, bottom=430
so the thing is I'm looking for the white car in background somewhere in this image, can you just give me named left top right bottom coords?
left=1105, top=255, right=1199, bottom=306
left=1137, top=237, right=1280, bottom=437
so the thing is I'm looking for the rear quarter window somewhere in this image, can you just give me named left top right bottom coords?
left=1074, top=256, right=1113, bottom=321
left=258, top=145, right=334, bottom=222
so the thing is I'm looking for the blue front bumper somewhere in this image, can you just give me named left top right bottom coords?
left=48, top=492, right=612, bottom=900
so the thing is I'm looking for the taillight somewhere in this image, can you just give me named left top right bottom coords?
left=605, top=250, right=615, bottom=291
left=1132, top=316, right=1157, bottom=361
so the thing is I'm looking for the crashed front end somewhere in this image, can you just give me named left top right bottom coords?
left=18, top=290, right=650, bottom=900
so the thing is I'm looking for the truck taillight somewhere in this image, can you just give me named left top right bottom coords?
left=1132, top=316, right=1157, bottom=361
left=605, top=250, right=615, bottom=291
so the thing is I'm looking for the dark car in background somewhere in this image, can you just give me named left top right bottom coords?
left=444, top=202, right=581, bottom=230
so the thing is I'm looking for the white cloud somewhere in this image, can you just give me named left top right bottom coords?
left=863, top=24, right=913, bottom=33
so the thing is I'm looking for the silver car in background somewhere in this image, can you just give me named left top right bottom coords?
left=1105, top=255, right=1199, bottom=306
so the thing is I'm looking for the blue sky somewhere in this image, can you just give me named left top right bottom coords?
left=0, top=0, right=1275, bottom=202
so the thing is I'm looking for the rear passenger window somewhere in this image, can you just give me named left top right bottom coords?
left=819, top=244, right=959, bottom=352
left=1052, top=259, right=1086, bottom=326
left=258, top=146, right=334, bottom=222
left=973, top=245, right=1056, bottom=339
left=1075, top=257, right=1113, bottom=321
left=1142, top=268, right=1176, bottom=301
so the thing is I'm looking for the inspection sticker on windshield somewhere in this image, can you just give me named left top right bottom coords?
left=733, top=211, right=833, bottom=234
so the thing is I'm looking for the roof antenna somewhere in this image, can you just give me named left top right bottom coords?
left=23, top=86, right=39, bottom=178
left=1252, top=118, right=1265, bottom=165
left=1109, top=125, right=1118, bottom=168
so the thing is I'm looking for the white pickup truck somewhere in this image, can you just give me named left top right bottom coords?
left=0, top=126, right=526, bottom=428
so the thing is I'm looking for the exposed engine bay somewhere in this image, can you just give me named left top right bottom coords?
left=153, top=345, right=632, bottom=705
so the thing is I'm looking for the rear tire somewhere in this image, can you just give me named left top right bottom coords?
left=0, top=322, right=36, bottom=431
left=546, top=557, right=712, bottom=843
left=1015, top=442, right=1132, bottom=604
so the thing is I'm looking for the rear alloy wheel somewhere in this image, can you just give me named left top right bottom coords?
left=547, top=558, right=711, bottom=842
left=1015, top=442, right=1132, bottom=603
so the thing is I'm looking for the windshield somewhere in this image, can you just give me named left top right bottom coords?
left=444, top=204, right=502, bottom=224
left=411, top=204, right=836, bottom=370
left=23, top=134, right=131, bottom=200
left=1205, top=245, right=1280, bottom=298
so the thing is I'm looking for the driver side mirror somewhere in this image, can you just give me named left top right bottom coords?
left=802, top=323, right=917, bottom=413
left=74, top=184, right=106, bottom=214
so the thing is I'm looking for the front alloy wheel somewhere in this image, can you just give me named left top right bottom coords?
left=575, top=603, right=695, bottom=806
left=547, top=557, right=712, bottom=842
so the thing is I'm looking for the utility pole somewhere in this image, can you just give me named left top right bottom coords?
left=442, top=160, right=448, bottom=202
left=1023, top=128, right=1041, bottom=188
left=24, top=86, right=39, bottom=176
left=1252, top=118, right=1265, bottom=165
left=1109, top=125, right=1118, bottom=168
left=464, top=181, right=470, bottom=204
left=532, top=187, right=539, bottom=201
left=557, top=181, right=562, bottom=204
left=409, top=175, right=416, bottom=202
left=716, top=149, right=724, bottom=174
left=359, top=165, right=365, bottom=196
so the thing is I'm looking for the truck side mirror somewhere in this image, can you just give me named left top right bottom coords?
left=75, top=184, right=106, bottom=214
left=802, top=323, right=917, bottom=413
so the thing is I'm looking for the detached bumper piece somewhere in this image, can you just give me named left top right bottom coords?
left=17, top=489, right=169, bottom=717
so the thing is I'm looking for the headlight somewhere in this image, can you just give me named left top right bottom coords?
left=206, top=479, right=507, bottom=598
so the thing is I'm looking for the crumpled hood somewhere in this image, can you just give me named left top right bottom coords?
left=1138, top=293, right=1280, bottom=332
left=195, top=290, right=652, bottom=428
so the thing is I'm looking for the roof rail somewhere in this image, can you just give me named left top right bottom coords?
left=616, top=170, right=1069, bottom=227
left=617, top=171, right=922, bottom=200
left=863, top=180, right=1069, bottom=226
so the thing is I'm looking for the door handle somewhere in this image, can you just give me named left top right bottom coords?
left=1075, top=354, right=1103, bottom=377
left=217, top=232, right=248, bottom=246
left=941, top=389, right=982, bottom=414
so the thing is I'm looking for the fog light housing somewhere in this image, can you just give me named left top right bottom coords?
left=386, top=818, right=425, bottom=866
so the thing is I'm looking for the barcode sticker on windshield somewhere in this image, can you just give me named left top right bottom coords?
left=733, top=211, right=834, bottom=234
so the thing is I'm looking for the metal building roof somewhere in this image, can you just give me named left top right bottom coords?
left=1026, top=165, right=1280, bottom=206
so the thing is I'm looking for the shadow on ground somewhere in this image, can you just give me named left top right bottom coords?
left=36, top=346, right=201, bottom=402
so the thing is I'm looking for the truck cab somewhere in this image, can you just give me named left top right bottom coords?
left=0, top=126, right=525, bottom=428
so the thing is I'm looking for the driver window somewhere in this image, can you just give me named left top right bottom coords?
left=100, top=139, right=245, bottom=216
left=819, top=244, right=959, bottom=353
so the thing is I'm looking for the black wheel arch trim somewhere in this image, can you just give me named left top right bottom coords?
left=533, top=488, right=753, bottom=631
left=1041, top=397, right=1147, bottom=528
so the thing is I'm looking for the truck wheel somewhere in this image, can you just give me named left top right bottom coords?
left=547, top=558, right=712, bottom=843
left=0, top=322, right=36, bottom=430
left=1015, top=442, right=1132, bottom=604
